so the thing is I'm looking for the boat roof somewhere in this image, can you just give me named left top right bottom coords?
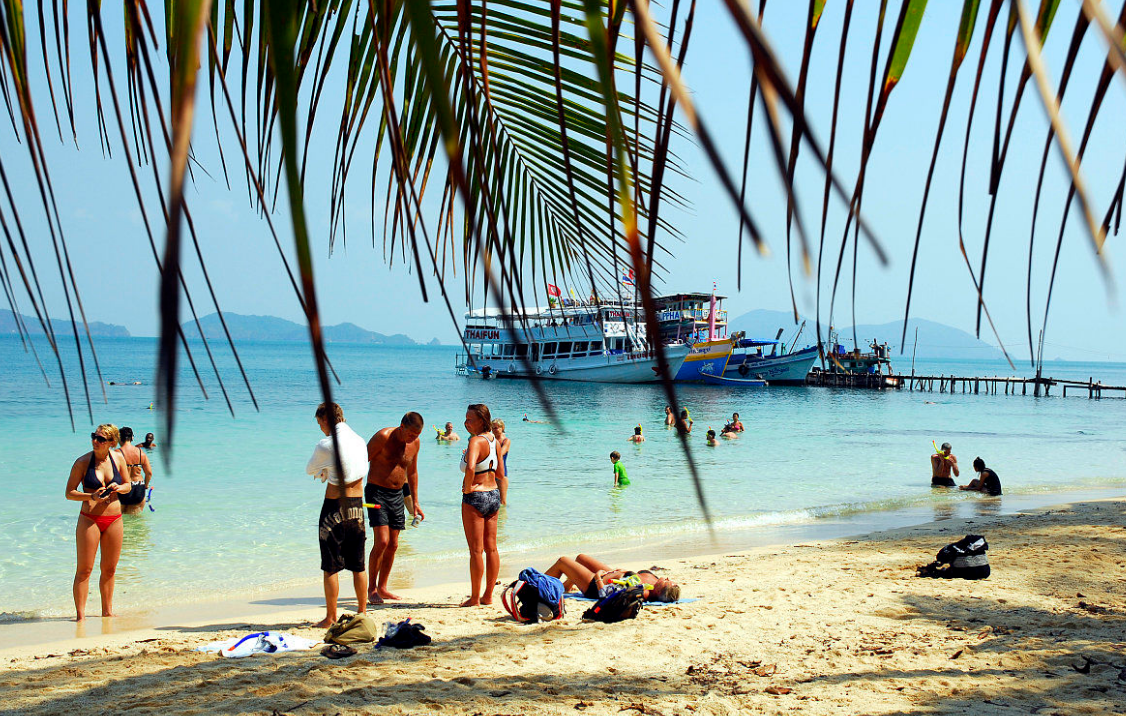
left=736, top=338, right=781, bottom=347
left=465, top=304, right=639, bottom=320
left=655, top=292, right=728, bottom=302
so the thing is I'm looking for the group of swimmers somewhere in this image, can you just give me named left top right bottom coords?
left=930, top=442, right=1003, bottom=496
left=65, top=427, right=157, bottom=621
left=660, top=407, right=745, bottom=445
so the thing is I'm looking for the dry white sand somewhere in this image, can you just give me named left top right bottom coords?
left=2, top=497, right=1124, bottom=715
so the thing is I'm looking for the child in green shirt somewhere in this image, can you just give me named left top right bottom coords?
left=610, top=451, right=630, bottom=486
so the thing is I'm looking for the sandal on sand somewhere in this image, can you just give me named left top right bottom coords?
left=320, top=644, right=357, bottom=659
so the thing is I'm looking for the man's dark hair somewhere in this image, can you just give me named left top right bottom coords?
left=973, top=457, right=985, bottom=472
left=401, top=411, right=424, bottom=430
left=316, top=402, right=344, bottom=423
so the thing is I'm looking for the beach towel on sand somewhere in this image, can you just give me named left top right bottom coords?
left=197, top=631, right=320, bottom=658
left=563, top=593, right=697, bottom=605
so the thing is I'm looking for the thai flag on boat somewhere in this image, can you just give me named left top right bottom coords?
left=546, top=283, right=561, bottom=297
left=621, top=269, right=635, bottom=286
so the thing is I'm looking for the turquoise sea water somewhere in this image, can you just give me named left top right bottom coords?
left=1, top=335, right=1125, bottom=619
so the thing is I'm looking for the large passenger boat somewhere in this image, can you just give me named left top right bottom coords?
left=455, top=304, right=690, bottom=383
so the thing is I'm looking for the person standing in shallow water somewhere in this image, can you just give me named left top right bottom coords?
left=491, top=419, right=510, bottom=505
left=307, top=402, right=370, bottom=628
left=365, top=412, right=425, bottom=604
left=460, top=403, right=504, bottom=607
left=931, top=442, right=959, bottom=487
left=116, top=427, right=153, bottom=515
left=66, top=424, right=132, bottom=621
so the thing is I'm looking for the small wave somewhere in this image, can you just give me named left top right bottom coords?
left=0, top=610, right=41, bottom=622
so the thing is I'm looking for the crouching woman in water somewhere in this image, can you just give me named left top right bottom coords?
left=65, top=424, right=132, bottom=621
left=544, top=554, right=681, bottom=602
left=460, top=403, right=505, bottom=606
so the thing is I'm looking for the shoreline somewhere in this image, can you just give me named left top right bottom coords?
left=2, top=484, right=1122, bottom=654
left=2, top=495, right=1124, bottom=715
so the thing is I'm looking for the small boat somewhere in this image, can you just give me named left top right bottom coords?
left=724, top=335, right=818, bottom=385
left=700, top=373, right=767, bottom=387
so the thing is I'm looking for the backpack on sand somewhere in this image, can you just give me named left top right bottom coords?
left=324, top=613, right=380, bottom=645
left=502, top=568, right=565, bottom=623
left=582, top=585, right=646, bottom=623
left=917, top=534, right=990, bottom=580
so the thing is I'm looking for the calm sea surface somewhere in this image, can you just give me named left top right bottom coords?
left=1, top=335, right=1124, bottom=619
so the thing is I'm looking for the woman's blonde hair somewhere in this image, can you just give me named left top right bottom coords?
left=653, top=582, right=680, bottom=603
left=491, top=418, right=505, bottom=431
left=95, top=424, right=120, bottom=447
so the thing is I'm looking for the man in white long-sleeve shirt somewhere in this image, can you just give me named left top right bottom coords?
left=307, top=402, right=370, bottom=628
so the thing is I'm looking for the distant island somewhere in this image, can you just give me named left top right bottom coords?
left=183, top=312, right=421, bottom=345
left=1, top=309, right=130, bottom=338
left=727, top=309, right=1005, bottom=361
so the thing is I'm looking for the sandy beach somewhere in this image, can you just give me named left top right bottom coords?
left=2, top=496, right=1123, bottom=715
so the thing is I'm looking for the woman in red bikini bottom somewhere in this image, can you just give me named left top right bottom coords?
left=65, top=424, right=131, bottom=621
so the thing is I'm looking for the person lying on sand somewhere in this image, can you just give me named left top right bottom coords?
left=543, top=554, right=680, bottom=602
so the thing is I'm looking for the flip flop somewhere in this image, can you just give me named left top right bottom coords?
left=320, top=644, right=357, bottom=659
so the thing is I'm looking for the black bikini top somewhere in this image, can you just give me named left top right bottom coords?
left=83, top=454, right=124, bottom=491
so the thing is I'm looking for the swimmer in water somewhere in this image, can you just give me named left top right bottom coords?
left=706, top=429, right=718, bottom=446
left=627, top=425, right=645, bottom=443
left=676, top=408, right=693, bottom=434
left=522, top=413, right=546, bottom=424
left=664, top=406, right=675, bottom=427
left=436, top=422, right=461, bottom=442
left=138, top=433, right=157, bottom=450
left=930, top=442, right=959, bottom=487
left=610, top=451, right=630, bottom=486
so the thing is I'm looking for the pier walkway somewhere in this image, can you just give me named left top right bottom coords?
left=806, top=371, right=1126, bottom=398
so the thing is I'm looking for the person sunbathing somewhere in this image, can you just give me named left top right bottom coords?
left=543, top=554, right=680, bottom=602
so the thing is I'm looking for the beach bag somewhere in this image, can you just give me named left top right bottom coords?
left=582, top=585, right=646, bottom=623
left=324, top=613, right=380, bottom=645
left=917, top=534, right=990, bottom=580
left=376, top=618, right=432, bottom=649
left=502, top=568, right=565, bottom=623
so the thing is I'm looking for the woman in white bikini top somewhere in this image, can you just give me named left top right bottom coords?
left=458, top=403, right=506, bottom=607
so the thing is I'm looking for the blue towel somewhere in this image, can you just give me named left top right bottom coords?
left=562, top=592, right=697, bottom=605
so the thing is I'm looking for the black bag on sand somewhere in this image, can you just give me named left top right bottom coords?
left=917, top=534, right=990, bottom=580
left=582, top=585, right=646, bottom=623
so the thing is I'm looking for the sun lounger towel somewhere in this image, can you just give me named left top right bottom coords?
left=196, top=631, right=320, bottom=658
left=562, top=593, right=697, bottom=605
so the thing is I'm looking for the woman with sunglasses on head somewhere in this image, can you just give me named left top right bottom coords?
left=459, top=403, right=505, bottom=607
left=65, top=424, right=132, bottom=621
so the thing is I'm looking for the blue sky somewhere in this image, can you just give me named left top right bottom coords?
left=2, top=3, right=1124, bottom=361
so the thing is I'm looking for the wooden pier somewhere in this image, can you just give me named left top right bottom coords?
left=807, top=371, right=1126, bottom=398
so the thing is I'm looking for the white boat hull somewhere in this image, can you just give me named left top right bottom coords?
left=466, top=344, right=690, bottom=384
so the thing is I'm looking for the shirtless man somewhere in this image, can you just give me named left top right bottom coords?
left=930, top=442, right=960, bottom=487
left=436, top=422, right=461, bottom=442
left=365, top=412, right=425, bottom=603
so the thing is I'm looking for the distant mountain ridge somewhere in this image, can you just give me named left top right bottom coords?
left=727, top=309, right=1004, bottom=361
left=184, top=312, right=419, bottom=345
left=1, top=309, right=130, bottom=338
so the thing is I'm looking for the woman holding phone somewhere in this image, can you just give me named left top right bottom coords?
left=65, top=424, right=131, bottom=621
